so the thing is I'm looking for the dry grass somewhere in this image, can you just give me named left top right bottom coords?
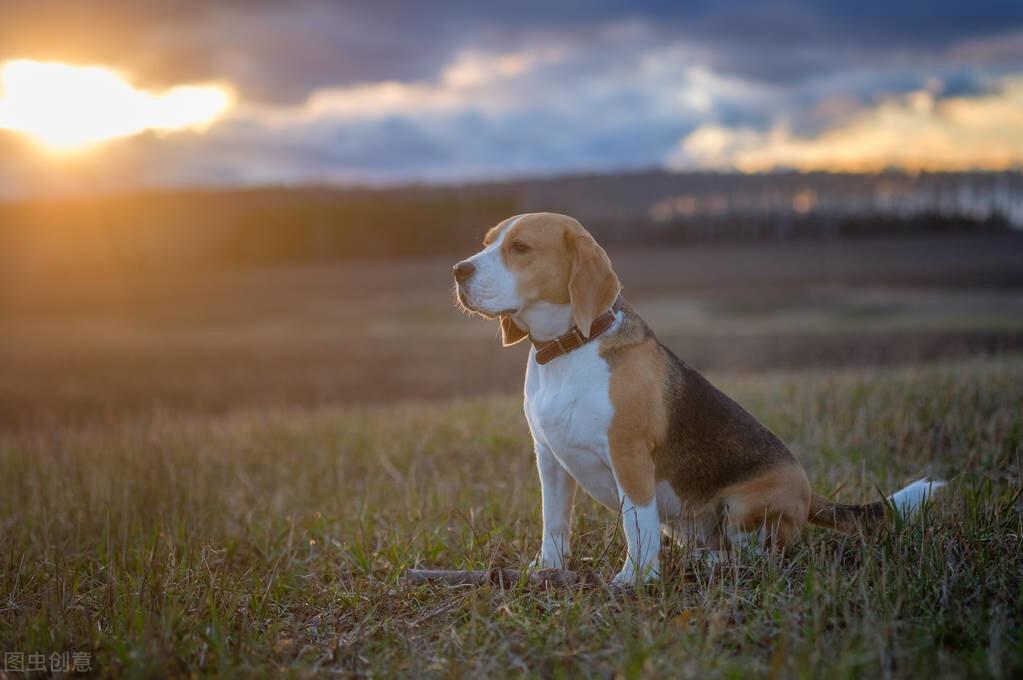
left=1, top=234, right=1022, bottom=426
left=2, top=356, right=1020, bottom=677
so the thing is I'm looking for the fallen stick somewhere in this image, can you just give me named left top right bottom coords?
left=403, top=568, right=604, bottom=588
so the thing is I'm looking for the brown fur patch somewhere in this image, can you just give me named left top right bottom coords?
left=720, top=463, right=810, bottom=548
left=500, top=213, right=578, bottom=307
left=482, top=215, right=520, bottom=246
left=807, top=493, right=886, bottom=532
left=564, top=229, right=620, bottom=337
left=500, top=315, right=528, bottom=346
left=605, top=337, right=666, bottom=505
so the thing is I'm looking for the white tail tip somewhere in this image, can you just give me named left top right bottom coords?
left=888, top=477, right=947, bottom=517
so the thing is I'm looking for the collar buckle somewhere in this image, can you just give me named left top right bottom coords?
left=556, top=327, right=585, bottom=354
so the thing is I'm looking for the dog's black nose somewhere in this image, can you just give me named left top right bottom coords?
left=453, top=261, right=475, bottom=283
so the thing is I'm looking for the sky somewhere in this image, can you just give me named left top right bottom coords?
left=1, top=0, right=1022, bottom=194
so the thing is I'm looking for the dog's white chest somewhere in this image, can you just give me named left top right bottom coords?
left=524, top=342, right=620, bottom=509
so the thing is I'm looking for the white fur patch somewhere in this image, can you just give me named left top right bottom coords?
left=614, top=480, right=661, bottom=584
left=525, top=338, right=619, bottom=510
left=524, top=320, right=662, bottom=583
left=457, top=216, right=522, bottom=316
left=888, top=477, right=947, bottom=517
left=532, top=442, right=575, bottom=570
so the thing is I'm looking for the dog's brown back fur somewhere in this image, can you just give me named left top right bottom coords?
left=602, top=300, right=813, bottom=547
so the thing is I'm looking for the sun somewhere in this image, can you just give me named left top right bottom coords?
left=0, top=59, right=232, bottom=152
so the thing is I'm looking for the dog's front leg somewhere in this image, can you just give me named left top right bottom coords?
left=531, top=444, right=576, bottom=570
left=609, top=442, right=661, bottom=586
left=612, top=488, right=661, bottom=586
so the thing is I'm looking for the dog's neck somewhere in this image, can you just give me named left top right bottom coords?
left=512, top=302, right=574, bottom=343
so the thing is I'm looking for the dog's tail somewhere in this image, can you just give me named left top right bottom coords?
left=808, top=477, right=947, bottom=532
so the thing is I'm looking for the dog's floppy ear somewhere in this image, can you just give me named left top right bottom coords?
left=500, top=315, right=529, bottom=346
left=567, top=230, right=621, bottom=337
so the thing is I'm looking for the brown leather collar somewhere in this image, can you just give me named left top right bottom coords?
left=531, top=297, right=623, bottom=365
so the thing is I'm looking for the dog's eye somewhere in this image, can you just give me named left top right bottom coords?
left=510, top=241, right=532, bottom=254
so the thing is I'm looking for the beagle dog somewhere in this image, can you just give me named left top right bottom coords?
left=453, top=212, right=944, bottom=585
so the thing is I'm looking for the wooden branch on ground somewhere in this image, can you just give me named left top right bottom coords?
left=403, top=568, right=605, bottom=588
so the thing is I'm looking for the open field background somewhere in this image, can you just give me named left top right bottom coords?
left=1, top=232, right=1022, bottom=426
left=2, top=229, right=1022, bottom=677
left=1, top=357, right=1020, bottom=677
left=2, top=0, right=1023, bottom=673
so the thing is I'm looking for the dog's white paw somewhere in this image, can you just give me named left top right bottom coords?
left=612, top=562, right=660, bottom=587
left=529, top=553, right=568, bottom=571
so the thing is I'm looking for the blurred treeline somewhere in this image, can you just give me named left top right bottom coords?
left=0, top=170, right=1016, bottom=274
left=0, top=188, right=517, bottom=273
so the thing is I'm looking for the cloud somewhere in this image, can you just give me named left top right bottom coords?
left=0, top=1, right=1022, bottom=190
left=0, top=1, right=461, bottom=105
left=2, top=1, right=1021, bottom=105
left=673, top=77, right=1023, bottom=171
left=178, top=34, right=769, bottom=184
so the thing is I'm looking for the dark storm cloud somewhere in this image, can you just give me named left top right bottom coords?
left=0, top=1, right=459, bottom=103
left=2, top=1, right=1023, bottom=189
left=2, top=1, right=1021, bottom=104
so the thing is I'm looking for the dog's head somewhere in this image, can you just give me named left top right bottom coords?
left=453, top=213, right=620, bottom=346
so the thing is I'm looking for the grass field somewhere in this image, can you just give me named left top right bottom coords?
left=2, top=356, right=1021, bottom=677
left=2, top=233, right=1023, bottom=426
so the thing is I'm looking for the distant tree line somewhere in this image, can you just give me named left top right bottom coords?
left=0, top=188, right=519, bottom=274
left=0, top=171, right=1016, bottom=275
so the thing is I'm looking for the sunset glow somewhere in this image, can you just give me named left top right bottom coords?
left=674, top=79, right=1023, bottom=173
left=0, top=59, right=232, bottom=152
